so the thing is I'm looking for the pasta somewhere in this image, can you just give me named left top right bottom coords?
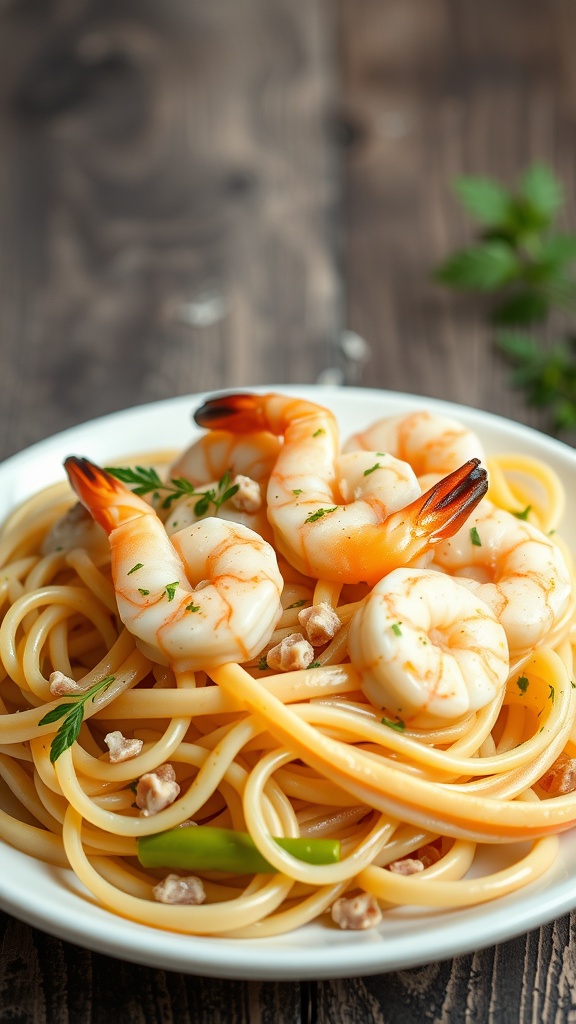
left=0, top=391, right=574, bottom=940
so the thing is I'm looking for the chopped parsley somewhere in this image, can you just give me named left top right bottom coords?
left=513, top=505, right=532, bottom=521
left=391, top=622, right=403, bottom=636
left=363, top=462, right=382, bottom=476
left=287, top=599, right=307, bottom=609
left=186, top=602, right=201, bottom=613
left=258, top=656, right=268, bottom=671
left=470, top=526, right=482, bottom=547
left=305, top=507, right=337, bottom=524
left=312, top=428, right=325, bottom=437
left=516, top=675, right=529, bottom=694
left=127, top=563, right=144, bottom=575
left=165, top=582, right=180, bottom=601
left=382, top=717, right=406, bottom=732
left=307, top=661, right=322, bottom=669
left=138, top=588, right=150, bottom=596
left=292, top=489, right=303, bottom=495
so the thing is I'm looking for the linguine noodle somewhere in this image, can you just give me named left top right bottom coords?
left=0, top=421, right=573, bottom=939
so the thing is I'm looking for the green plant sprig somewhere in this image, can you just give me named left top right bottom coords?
left=105, top=466, right=239, bottom=515
left=497, top=330, right=576, bottom=431
left=38, top=675, right=115, bottom=763
left=435, top=163, right=576, bottom=433
left=435, top=163, right=576, bottom=326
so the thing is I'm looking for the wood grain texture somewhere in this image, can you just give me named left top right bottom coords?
left=338, top=0, right=576, bottom=434
left=0, top=0, right=340, bottom=461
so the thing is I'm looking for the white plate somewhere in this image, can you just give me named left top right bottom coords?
left=1, top=384, right=576, bottom=980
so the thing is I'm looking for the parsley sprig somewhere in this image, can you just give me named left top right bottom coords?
left=38, top=675, right=115, bottom=763
left=435, top=164, right=575, bottom=325
left=105, top=466, right=239, bottom=514
left=497, top=331, right=576, bottom=431
left=435, top=163, right=576, bottom=433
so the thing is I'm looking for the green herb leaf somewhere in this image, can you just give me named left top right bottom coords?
left=165, top=582, right=179, bottom=601
left=391, top=622, right=403, bottom=636
left=497, top=330, right=576, bottom=432
left=520, top=164, right=563, bottom=223
left=105, top=467, right=239, bottom=518
left=453, top=176, right=513, bottom=226
left=513, top=506, right=531, bottom=521
left=363, top=462, right=382, bottom=476
left=37, top=701, right=79, bottom=727
left=304, top=507, right=337, bottom=524
left=193, top=493, right=212, bottom=516
left=39, top=675, right=115, bottom=763
left=492, top=290, right=549, bottom=326
left=470, top=526, right=482, bottom=547
left=538, top=234, right=576, bottom=269
left=186, top=602, right=200, bottom=612
left=435, top=241, right=520, bottom=291
left=382, top=717, right=406, bottom=732
left=517, top=675, right=529, bottom=694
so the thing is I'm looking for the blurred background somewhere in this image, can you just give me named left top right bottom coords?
left=0, top=1, right=575, bottom=1021
left=1, top=0, right=574, bottom=463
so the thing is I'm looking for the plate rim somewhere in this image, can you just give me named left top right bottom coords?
left=1, top=384, right=575, bottom=980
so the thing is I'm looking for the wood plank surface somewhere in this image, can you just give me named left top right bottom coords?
left=0, top=0, right=575, bottom=1022
left=0, top=0, right=340, bottom=462
left=339, top=0, right=576, bottom=433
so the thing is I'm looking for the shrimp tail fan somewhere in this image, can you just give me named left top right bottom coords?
left=410, top=458, right=488, bottom=542
left=64, top=456, right=149, bottom=533
left=194, top=392, right=270, bottom=432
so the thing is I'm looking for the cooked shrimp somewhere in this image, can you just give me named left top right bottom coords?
left=162, top=428, right=281, bottom=543
left=170, top=428, right=281, bottom=486
left=343, top=410, right=485, bottom=480
left=194, top=392, right=489, bottom=586
left=64, top=457, right=284, bottom=671
left=431, top=500, right=571, bottom=655
left=348, top=567, right=509, bottom=722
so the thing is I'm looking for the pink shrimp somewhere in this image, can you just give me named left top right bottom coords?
left=193, top=392, right=489, bottom=586
left=64, top=457, right=283, bottom=671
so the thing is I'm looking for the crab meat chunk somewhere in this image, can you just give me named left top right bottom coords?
left=153, top=874, right=206, bottom=905
left=298, top=602, right=342, bottom=646
left=266, top=632, right=315, bottom=672
left=388, top=857, right=424, bottom=876
left=105, top=730, right=144, bottom=763
left=231, top=475, right=262, bottom=512
left=331, top=892, right=382, bottom=931
left=136, top=763, right=180, bottom=816
left=49, top=671, right=84, bottom=697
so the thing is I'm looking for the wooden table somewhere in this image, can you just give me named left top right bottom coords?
left=0, top=1, right=574, bottom=1019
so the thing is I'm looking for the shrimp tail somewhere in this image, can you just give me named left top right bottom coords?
left=64, top=456, right=152, bottom=533
left=407, top=458, right=488, bottom=543
left=194, top=392, right=270, bottom=433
